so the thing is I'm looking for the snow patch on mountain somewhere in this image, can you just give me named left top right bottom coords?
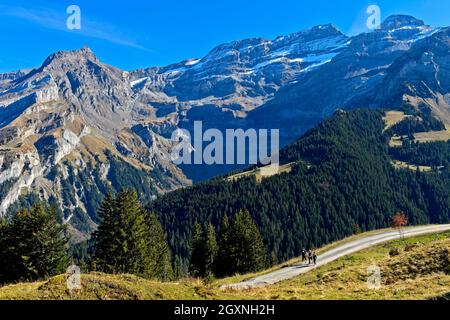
left=131, top=77, right=148, bottom=88
left=185, top=59, right=201, bottom=66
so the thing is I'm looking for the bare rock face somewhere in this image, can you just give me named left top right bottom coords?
left=0, top=70, right=29, bottom=86
left=380, top=15, right=425, bottom=31
left=0, top=15, right=449, bottom=241
left=0, top=152, right=43, bottom=215
left=248, top=15, right=450, bottom=144
left=0, top=47, right=190, bottom=240
left=130, top=24, right=349, bottom=115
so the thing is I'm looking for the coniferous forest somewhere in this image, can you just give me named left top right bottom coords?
left=0, top=204, right=69, bottom=283
left=148, top=109, right=450, bottom=272
left=1, top=108, right=450, bottom=283
left=190, top=209, right=268, bottom=279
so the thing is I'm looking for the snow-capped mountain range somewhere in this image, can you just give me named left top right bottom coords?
left=0, top=15, right=449, bottom=240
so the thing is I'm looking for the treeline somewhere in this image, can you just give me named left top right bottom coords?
left=0, top=190, right=173, bottom=284
left=5, top=150, right=164, bottom=237
left=190, top=210, right=268, bottom=279
left=1, top=189, right=266, bottom=284
left=91, top=190, right=173, bottom=280
left=385, top=111, right=445, bottom=138
left=3, top=108, right=450, bottom=283
left=148, top=109, right=450, bottom=271
left=390, top=140, right=450, bottom=168
left=0, top=205, right=68, bottom=283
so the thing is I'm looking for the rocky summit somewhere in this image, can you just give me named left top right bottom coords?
left=0, top=15, right=449, bottom=241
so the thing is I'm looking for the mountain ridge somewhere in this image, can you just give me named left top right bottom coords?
left=1, top=14, right=449, bottom=242
left=148, top=108, right=450, bottom=269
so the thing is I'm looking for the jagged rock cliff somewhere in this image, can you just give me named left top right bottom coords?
left=0, top=15, right=449, bottom=241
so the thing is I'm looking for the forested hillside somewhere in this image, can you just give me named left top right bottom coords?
left=149, top=109, right=450, bottom=270
left=4, top=151, right=167, bottom=241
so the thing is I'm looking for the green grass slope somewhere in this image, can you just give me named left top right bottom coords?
left=1, top=230, right=448, bottom=300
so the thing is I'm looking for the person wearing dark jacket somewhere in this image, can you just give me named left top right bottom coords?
left=301, top=249, right=307, bottom=264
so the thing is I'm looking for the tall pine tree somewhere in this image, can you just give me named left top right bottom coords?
left=146, top=212, right=173, bottom=280
left=90, top=193, right=117, bottom=273
left=190, top=222, right=205, bottom=277
left=216, top=209, right=267, bottom=277
left=92, top=189, right=172, bottom=280
left=204, top=223, right=218, bottom=277
left=0, top=204, right=69, bottom=283
left=0, top=218, right=7, bottom=281
left=215, top=215, right=232, bottom=277
left=189, top=222, right=218, bottom=278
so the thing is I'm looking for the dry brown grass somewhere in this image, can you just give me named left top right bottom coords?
left=385, top=110, right=450, bottom=146
left=383, top=242, right=449, bottom=284
left=0, top=273, right=205, bottom=300
left=2, top=232, right=449, bottom=300
left=391, top=160, right=433, bottom=172
left=227, top=162, right=296, bottom=183
left=414, top=126, right=450, bottom=143
left=389, top=135, right=404, bottom=147
left=384, top=111, right=409, bottom=131
left=211, top=232, right=450, bottom=300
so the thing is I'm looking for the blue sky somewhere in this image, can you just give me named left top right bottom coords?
left=0, top=0, right=449, bottom=72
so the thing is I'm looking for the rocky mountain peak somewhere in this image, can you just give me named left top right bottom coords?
left=310, top=23, right=341, bottom=34
left=278, top=23, right=344, bottom=44
left=381, top=15, right=425, bottom=31
left=0, top=15, right=449, bottom=240
left=40, top=46, right=98, bottom=70
left=0, top=70, right=29, bottom=84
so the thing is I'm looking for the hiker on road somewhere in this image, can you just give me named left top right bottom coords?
left=313, top=252, right=317, bottom=265
left=301, top=249, right=307, bottom=264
